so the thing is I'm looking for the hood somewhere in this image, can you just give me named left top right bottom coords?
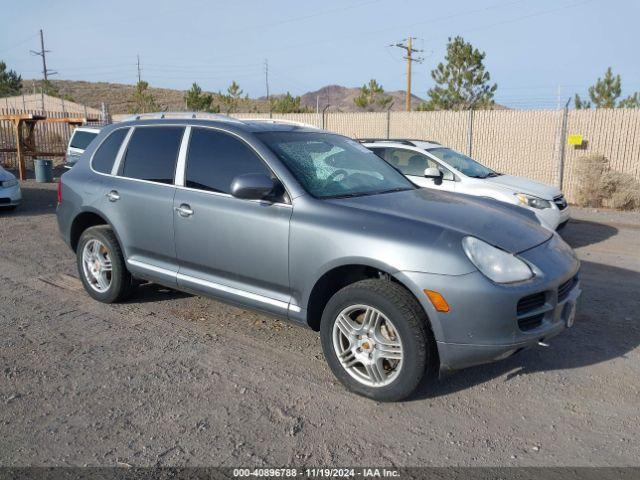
left=484, top=174, right=560, bottom=200
left=327, top=188, right=552, bottom=254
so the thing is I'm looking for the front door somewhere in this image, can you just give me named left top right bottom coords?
left=173, top=127, right=292, bottom=316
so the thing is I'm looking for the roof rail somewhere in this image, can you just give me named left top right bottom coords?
left=121, top=112, right=243, bottom=123
left=237, top=117, right=319, bottom=129
left=357, top=138, right=441, bottom=146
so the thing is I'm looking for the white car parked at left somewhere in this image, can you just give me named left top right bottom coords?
left=363, top=139, right=570, bottom=230
left=0, top=165, right=21, bottom=210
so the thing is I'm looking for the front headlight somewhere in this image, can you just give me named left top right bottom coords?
left=462, top=236, right=534, bottom=284
left=515, top=193, right=551, bottom=209
left=1, top=179, right=18, bottom=188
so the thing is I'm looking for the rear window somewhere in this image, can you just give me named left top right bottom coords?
left=121, top=126, right=184, bottom=184
left=92, top=128, right=129, bottom=174
left=70, top=130, right=98, bottom=150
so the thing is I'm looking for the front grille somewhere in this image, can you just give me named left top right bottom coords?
left=554, top=195, right=568, bottom=210
left=517, top=292, right=546, bottom=316
left=0, top=197, right=10, bottom=204
left=518, top=314, right=544, bottom=331
left=558, top=275, right=578, bottom=302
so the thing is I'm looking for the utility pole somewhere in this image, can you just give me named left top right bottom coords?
left=264, top=59, right=271, bottom=116
left=392, top=37, right=423, bottom=111
left=31, top=29, right=56, bottom=111
left=31, top=29, right=56, bottom=81
left=137, top=54, right=142, bottom=83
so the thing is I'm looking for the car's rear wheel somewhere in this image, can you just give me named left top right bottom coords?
left=320, top=279, right=436, bottom=401
left=77, top=226, right=135, bottom=303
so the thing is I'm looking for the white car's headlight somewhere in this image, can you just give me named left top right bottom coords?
left=1, top=179, right=18, bottom=188
left=515, top=193, right=551, bottom=209
left=462, top=236, right=534, bottom=284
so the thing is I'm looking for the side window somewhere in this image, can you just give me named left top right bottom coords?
left=185, top=128, right=272, bottom=194
left=121, top=127, right=184, bottom=184
left=380, top=148, right=429, bottom=176
left=92, top=128, right=129, bottom=174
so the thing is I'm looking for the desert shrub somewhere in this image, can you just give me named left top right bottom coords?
left=574, top=154, right=640, bottom=210
left=574, top=154, right=609, bottom=207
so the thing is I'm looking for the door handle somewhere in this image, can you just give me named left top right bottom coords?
left=175, top=204, right=194, bottom=217
left=106, top=190, right=120, bottom=202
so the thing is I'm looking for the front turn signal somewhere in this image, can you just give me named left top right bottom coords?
left=424, top=290, right=450, bottom=313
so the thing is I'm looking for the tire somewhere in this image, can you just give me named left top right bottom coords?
left=76, top=225, right=136, bottom=303
left=320, top=278, right=436, bottom=402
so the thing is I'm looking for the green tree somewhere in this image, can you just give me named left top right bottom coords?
left=618, top=92, right=640, bottom=108
left=270, top=92, right=311, bottom=113
left=353, top=79, right=393, bottom=111
left=219, top=80, right=244, bottom=113
left=185, top=82, right=214, bottom=111
left=0, top=61, right=23, bottom=97
left=589, top=67, right=621, bottom=108
left=129, top=80, right=158, bottom=113
left=424, top=36, right=497, bottom=110
left=574, top=93, right=591, bottom=109
left=574, top=67, right=640, bottom=109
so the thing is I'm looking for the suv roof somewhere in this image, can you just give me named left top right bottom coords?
left=73, top=126, right=102, bottom=134
left=358, top=138, right=441, bottom=148
left=117, top=112, right=320, bottom=133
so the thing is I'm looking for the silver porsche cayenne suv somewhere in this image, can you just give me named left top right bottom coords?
left=56, top=114, right=581, bottom=401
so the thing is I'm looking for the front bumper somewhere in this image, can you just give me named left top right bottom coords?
left=0, top=183, right=21, bottom=206
left=395, top=235, right=581, bottom=372
left=534, top=204, right=570, bottom=230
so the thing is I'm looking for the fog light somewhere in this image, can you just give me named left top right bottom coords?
left=424, top=290, right=450, bottom=313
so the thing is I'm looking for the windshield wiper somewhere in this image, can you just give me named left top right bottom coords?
left=322, top=187, right=411, bottom=199
left=372, top=187, right=413, bottom=195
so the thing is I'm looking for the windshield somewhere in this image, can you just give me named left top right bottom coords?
left=256, top=132, right=415, bottom=198
left=427, top=147, right=499, bottom=178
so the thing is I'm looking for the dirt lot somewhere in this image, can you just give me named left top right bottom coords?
left=1, top=180, right=639, bottom=468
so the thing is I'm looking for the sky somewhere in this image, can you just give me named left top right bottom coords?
left=1, top=0, right=639, bottom=109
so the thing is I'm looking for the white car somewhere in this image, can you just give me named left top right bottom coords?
left=64, top=126, right=101, bottom=169
left=0, top=165, right=21, bottom=210
left=363, top=139, right=569, bottom=230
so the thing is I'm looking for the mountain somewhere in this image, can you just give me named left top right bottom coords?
left=23, top=79, right=426, bottom=114
left=297, top=84, right=425, bottom=111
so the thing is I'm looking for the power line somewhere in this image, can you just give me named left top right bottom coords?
left=0, top=33, right=38, bottom=54
left=391, top=37, right=423, bottom=111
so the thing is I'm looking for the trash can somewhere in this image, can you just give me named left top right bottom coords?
left=34, top=159, right=54, bottom=183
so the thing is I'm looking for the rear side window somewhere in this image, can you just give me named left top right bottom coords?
left=121, top=127, right=184, bottom=184
left=185, top=128, right=271, bottom=194
left=92, top=128, right=128, bottom=174
left=70, top=130, right=98, bottom=150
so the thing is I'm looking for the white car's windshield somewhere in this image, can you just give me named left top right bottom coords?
left=257, top=132, right=415, bottom=198
left=428, top=147, right=500, bottom=179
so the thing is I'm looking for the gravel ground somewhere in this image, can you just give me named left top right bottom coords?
left=0, top=180, right=639, bottom=468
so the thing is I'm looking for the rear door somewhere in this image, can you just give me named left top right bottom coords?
left=173, top=127, right=292, bottom=316
left=371, top=147, right=456, bottom=192
left=98, top=125, right=185, bottom=286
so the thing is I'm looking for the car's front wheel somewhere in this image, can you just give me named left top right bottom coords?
left=320, top=279, right=436, bottom=401
left=77, top=226, right=135, bottom=303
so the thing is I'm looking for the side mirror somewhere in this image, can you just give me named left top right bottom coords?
left=424, top=167, right=443, bottom=179
left=230, top=173, right=277, bottom=200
